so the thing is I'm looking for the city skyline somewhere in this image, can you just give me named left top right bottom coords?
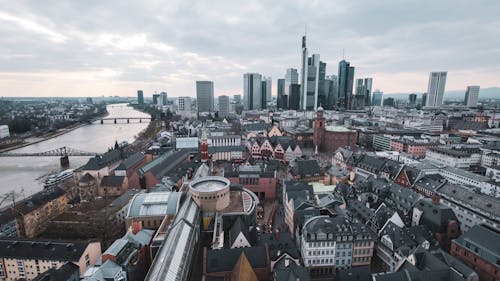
left=0, top=1, right=499, bottom=98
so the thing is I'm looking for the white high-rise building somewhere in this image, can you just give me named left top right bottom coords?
left=425, top=72, right=447, bottom=107
left=305, top=54, right=321, bottom=111
left=243, top=73, right=262, bottom=110
left=0, top=125, right=9, bottom=139
left=464, top=85, right=480, bottom=107
left=196, top=81, right=214, bottom=113
left=177, top=96, right=192, bottom=111
left=159, top=92, right=168, bottom=106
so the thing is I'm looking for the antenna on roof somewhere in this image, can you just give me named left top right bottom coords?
left=342, top=48, right=345, bottom=60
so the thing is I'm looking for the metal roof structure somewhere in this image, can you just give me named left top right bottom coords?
left=126, top=192, right=182, bottom=218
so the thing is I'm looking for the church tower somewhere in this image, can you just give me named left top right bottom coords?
left=313, top=105, right=326, bottom=152
left=200, top=123, right=209, bottom=162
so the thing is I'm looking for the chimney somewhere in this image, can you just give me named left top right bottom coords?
left=432, top=193, right=440, bottom=204
left=131, top=221, right=142, bottom=235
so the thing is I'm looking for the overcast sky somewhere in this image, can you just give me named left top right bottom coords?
left=1, top=0, right=499, bottom=98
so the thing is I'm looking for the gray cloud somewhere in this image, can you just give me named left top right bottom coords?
left=0, top=0, right=499, bottom=97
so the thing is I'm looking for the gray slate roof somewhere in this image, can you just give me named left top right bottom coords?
left=0, top=238, right=94, bottom=261
left=453, top=224, right=500, bottom=265
left=205, top=246, right=268, bottom=273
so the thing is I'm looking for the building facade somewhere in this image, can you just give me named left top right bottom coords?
left=425, top=71, right=447, bottom=107
left=450, top=224, right=500, bottom=281
left=196, top=81, right=214, bottom=113
left=243, top=73, right=262, bottom=110
left=464, top=85, right=480, bottom=107
left=338, top=60, right=355, bottom=109
left=218, top=95, right=230, bottom=117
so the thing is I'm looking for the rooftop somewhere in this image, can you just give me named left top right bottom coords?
left=189, top=176, right=230, bottom=193
left=437, top=183, right=499, bottom=218
left=325, top=125, right=355, bottom=133
left=453, top=224, right=500, bottom=264
left=126, top=191, right=182, bottom=218
left=0, top=238, right=95, bottom=261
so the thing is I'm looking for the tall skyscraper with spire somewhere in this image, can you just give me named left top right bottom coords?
left=300, top=35, right=308, bottom=110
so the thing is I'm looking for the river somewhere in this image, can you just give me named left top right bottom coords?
left=0, top=104, right=150, bottom=202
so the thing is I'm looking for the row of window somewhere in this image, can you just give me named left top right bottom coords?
left=192, top=192, right=228, bottom=200
left=353, top=248, right=372, bottom=255
left=353, top=256, right=371, bottom=263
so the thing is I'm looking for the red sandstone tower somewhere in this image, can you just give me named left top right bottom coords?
left=313, top=105, right=326, bottom=152
left=200, top=123, right=209, bottom=162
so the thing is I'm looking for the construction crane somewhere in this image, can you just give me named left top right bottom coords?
left=0, top=189, right=25, bottom=207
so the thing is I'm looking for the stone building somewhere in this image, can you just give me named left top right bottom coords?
left=313, top=107, right=357, bottom=153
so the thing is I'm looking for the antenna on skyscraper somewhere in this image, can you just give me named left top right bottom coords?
left=305, top=24, right=307, bottom=36
left=342, top=48, right=345, bottom=60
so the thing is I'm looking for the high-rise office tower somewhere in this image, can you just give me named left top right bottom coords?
left=408, top=94, right=417, bottom=106
left=464, top=85, right=480, bottom=107
left=383, top=97, right=395, bottom=107
left=177, top=96, right=192, bottom=111
left=338, top=60, right=355, bottom=109
left=159, top=92, right=168, bottom=106
left=356, top=79, right=364, bottom=96
left=261, top=76, right=272, bottom=109
left=302, top=54, right=322, bottom=110
left=285, top=68, right=299, bottom=88
left=218, top=95, right=230, bottom=117
left=137, top=90, right=144, bottom=105
left=196, top=81, right=214, bottom=113
left=422, top=93, right=427, bottom=106
left=326, top=75, right=338, bottom=109
left=316, top=61, right=328, bottom=109
left=425, top=72, right=447, bottom=107
left=243, top=73, right=262, bottom=110
left=152, top=94, right=159, bottom=105
left=354, top=79, right=366, bottom=109
left=372, top=89, right=383, bottom=106
left=289, top=84, right=301, bottom=110
left=300, top=35, right=308, bottom=111
left=277, top=78, right=286, bottom=109
left=364, top=78, right=373, bottom=106
left=233, top=94, right=242, bottom=104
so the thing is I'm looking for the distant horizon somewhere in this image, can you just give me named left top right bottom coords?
left=1, top=1, right=499, bottom=97
left=2, top=86, right=499, bottom=100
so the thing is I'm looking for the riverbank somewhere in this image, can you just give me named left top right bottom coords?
left=0, top=113, right=110, bottom=153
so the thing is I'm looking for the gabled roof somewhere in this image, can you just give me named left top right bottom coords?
left=335, top=147, right=353, bottom=160
left=116, top=152, right=145, bottom=170
left=100, top=175, right=125, bottom=187
left=33, top=262, right=79, bottom=281
left=381, top=159, right=404, bottom=179
left=257, top=232, right=299, bottom=261
left=228, top=253, right=259, bottom=281
left=401, top=165, right=422, bottom=185
left=79, top=173, right=95, bottom=183
left=414, top=199, right=458, bottom=233
left=206, top=246, right=269, bottom=273
left=293, top=160, right=322, bottom=178
left=229, top=217, right=250, bottom=247
left=453, top=224, right=500, bottom=265
left=81, top=149, right=123, bottom=171
left=273, top=257, right=310, bottom=281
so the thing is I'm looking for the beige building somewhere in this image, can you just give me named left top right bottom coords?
left=0, top=187, right=69, bottom=239
left=0, top=239, right=101, bottom=280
